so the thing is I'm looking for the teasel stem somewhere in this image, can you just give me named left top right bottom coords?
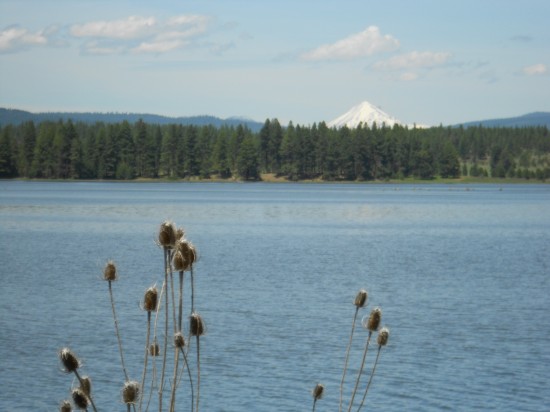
left=355, top=345, right=382, bottom=412
left=347, top=331, right=372, bottom=412
left=339, top=289, right=368, bottom=412
left=144, top=340, right=159, bottom=412
left=190, top=313, right=205, bottom=412
left=348, top=307, right=381, bottom=412
left=355, top=327, right=389, bottom=411
left=170, top=268, right=177, bottom=334
left=196, top=334, right=201, bottom=412
left=177, top=346, right=194, bottom=412
left=73, top=369, right=98, bottom=412
left=108, top=279, right=129, bottom=382
left=139, top=311, right=151, bottom=412
left=150, top=278, right=166, bottom=412
left=169, top=334, right=181, bottom=412
left=190, top=266, right=195, bottom=314
left=178, top=271, right=184, bottom=332
left=339, top=306, right=360, bottom=412
left=158, top=247, right=170, bottom=412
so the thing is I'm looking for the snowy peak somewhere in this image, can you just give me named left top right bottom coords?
left=328, top=101, right=401, bottom=129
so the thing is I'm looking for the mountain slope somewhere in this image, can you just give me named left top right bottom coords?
left=457, top=112, right=550, bottom=128
left=0, top=108, right=264, bottom=132
left=328, top=101, right=401, bottom=128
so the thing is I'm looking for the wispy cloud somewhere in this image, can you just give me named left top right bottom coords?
left=373, top=51, right=452, bottom=70
left=522, top=63, right=547, bottom=76
left=301, top=26, right=399, bottom=61
left=0, top=25, right=55, bottom=53
left=70, top=16, right=157, bottom=39
left=70, top=14, right=210, bottom=54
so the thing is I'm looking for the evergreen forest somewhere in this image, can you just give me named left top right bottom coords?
left=0, top=118, right=549, bottom=181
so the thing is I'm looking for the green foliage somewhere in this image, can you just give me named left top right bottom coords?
left=3, top=119, right=549, bottom=182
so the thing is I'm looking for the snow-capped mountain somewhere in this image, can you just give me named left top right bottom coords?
left=328, top=101, right=401, bottom=129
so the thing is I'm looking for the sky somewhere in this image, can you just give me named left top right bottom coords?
left=1, top=0, right=549, bottom=126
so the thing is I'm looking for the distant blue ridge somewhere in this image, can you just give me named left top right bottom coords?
left=1, top=107, right=549, bottom=130
left=0, top=107, right=265, bottom=132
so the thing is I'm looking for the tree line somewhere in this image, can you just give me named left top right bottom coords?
left=0, top=118, right=549, bottom=181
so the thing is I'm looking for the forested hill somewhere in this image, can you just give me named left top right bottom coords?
left=457, top=112, right=550, bottom=128
left=1, top=118, right=549, bottom=181
left=0, top=108, right=264, bottom=132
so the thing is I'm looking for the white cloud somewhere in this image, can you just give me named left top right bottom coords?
left=522, top=63, right=547, bottom=76
left=373, top=51, right=452, bottom=70
left=70, top=14, right=210, bottom=55
left=301, top=26, right=399, bottom=61
left=70, top=16, right=157, bottom=39
left=132, top=39, right=188, bottom=54
left=0, top=25, right=50, bottom=53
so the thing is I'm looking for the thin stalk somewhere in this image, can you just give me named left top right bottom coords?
left=177, top=347, right=194, bottom=412
left=158, top=247, right=170, bottom=412
left=178, top=271, right=184, bottom=332
left=108, top=280, right=129, bottom=382
left=190, top=266, right=195, bottom=313
left=170, top=268, right=177, bottom=333
left=149, top=280, right=165, bottom=412
left=170, top=342, right=180, bottom=412
left=347, top=331, right=372, bottom=412
left=138, top=312, right=151, bottom=412
left=169, top=346, right=180, bottom=412
left=195, top=335, right=201, bottom=412
left=144, top=339, right=158, bottom=412
left=339, top=307, right=360, bottom=412
left=355, top=346, right=382, bottom=412
left=312, top=398, right=318, bottom=412
left=74, top=369, right=98, bottom=412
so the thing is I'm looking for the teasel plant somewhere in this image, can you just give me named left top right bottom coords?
left=58, top=348, right=98, bottom=412
left=57, top=220, right=206, bottom=411
left=311, top=383, right=324, bottom=412
left=339, top=289, right=368, bottom=412
left=346, top=307, right=383, bottom=412
left=355, top=327, right=390, bottom=412
left=157, top=220, right=177, bottom=412
left=102, top=260, right=130, bottom=383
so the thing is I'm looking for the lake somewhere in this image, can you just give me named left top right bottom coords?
left=0, top=181, right=549, bottom=411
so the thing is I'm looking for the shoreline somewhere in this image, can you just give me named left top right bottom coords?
left=5, top=174, right=549, bottom=185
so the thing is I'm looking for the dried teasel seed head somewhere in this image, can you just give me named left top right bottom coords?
left=189, top=312, right=206, bottom=336
left=158, top=221, right=176, bottom=248
left=174, top=332, right=185, bottom=348
left=176, top=227, right=185, bottom=240
left=79, top=376, right=92, bottom=396
left=354, top=289, right=368, bottom=308
left=312, top=383, right=324, bottom=400
left=103, top=260, right=117, bottom=281
left=71, top=388, right=89, bottom=410
left=362, top=307, right=382, bottom=332
left=142, top=287, right=158, bottom=312
left=122, top=380, right=140, bottom=404
left=59, top=348, right=80, bottom=373
left=174, top=239, right=197, bottom=271
left=59, top=400, right=72, bottom=412
left=149, top=342, right=160, bottom=356
left=172, top=250, right=187, bottom=272
left=377, top=327, right=390, bottom=346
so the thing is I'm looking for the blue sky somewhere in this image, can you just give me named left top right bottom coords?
left=1, top=0, right=548, bottom=126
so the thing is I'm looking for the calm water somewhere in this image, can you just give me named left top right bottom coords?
left=0, top=181, right=549, bottom=411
